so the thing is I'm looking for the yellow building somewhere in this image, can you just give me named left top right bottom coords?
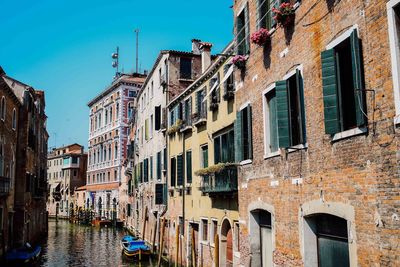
left=166, top=42, right=240, bottom=267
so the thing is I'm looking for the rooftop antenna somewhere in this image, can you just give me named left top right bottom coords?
left=112, top=46, right=119, bottom=79
left=134, top=29, right=139, bottom=73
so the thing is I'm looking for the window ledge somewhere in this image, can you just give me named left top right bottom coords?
left=240, top=159, right=252, bottom=166
left=264, top=151, right=281, bottom=160
left=332, top=127, right=367, bottom=142
left=394, top=115, right=400, bottom=126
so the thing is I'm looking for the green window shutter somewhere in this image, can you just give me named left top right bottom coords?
left=235, top=111, right=243, bottom=162
left=155, top=184, right=164, bottom=205
left=246, top=105, right=253, bottom=159
left=157, top=151, right=161, bottom=180
left=170, top=157, right=176, bottom=187
left=276, top=80, right=290, bottom=148
left=150, top=156, right=153, bottom=180
left=350, top=29, right=366, bottom=127
left=155, top=105, right=161, bottom=130
left=244, top=3, right=250, bottom=54
left=321, top=49, right=340, bottom=134
left=163, top=148, right=167, bottom=171
left=144, top=159, right=148, bottom=182
left=268, top=91, right=279, bottom=152
left=186, top=151, right=192, bottom=184
left=296, top=69, right=307, bottom=143
left=177, top=154, right=183, bottom=186
left=140, top=162, right=143, bottom=183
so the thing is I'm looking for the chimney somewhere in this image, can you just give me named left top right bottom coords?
left=200, top=42, right=213, bottom=73
left=191, top=39, right=202, bottom=55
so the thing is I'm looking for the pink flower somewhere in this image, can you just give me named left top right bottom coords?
left=250, top=28, right=270, bottom=46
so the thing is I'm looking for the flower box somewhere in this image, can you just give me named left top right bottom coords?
left=232, top=55, right=248, bottom=69
left=251, top=28, right=271, bottom=46
left=273, top=2, right=295, bottom=27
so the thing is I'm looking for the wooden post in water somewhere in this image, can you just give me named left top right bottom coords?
left=152, top=218, right=158, bottom=253
left=214, top=234, right=219, bottom=267
left=157, top=218, right=165, bottom=267
left=175, top=225, right=179, bottom=267
left=142, top=206, right=148, bottom=240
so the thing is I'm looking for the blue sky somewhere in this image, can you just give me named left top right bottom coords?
left=0, top=0, right=233, bottom=150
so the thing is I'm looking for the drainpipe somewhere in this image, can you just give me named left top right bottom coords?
left=181, top=129, right=186, bottom=267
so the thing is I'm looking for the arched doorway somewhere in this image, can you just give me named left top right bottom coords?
left=250, top=209, right=273, bottom=267
left=220, top=219, right=233, bottom=267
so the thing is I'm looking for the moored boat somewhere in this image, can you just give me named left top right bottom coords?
left=5, top=244, right=41, bottom=263
left=120, top=236, right=151, bottom=260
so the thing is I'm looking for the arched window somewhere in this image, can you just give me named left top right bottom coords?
left=114, top=142, right=118, bottom=159
left=105, top=109, right=108, bottom=124
left=1, top=97, right=5, bottom=121
left=109, top=107, right=113, bottom=123
left=12, top=109, right=16, bottom=129
left=116, top=103, right=119, bottom=118
left=128, top=102, right=134, bottom=119
left=108, top=146, right=111, bottom=161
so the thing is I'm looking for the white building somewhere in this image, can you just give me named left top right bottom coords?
left=87, top=73, right=145, bottom=220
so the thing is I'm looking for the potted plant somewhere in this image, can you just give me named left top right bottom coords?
left=251, top=28, right=271, bottom=46
left=273, top=2, right=295, bottom=27
left=232, top=55, right=248, bottom=69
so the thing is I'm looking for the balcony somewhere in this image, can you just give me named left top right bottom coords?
left=198, top=164, right=238, bottom=195
left=180, top=117, right=192, bottom=133
left=0, top=176, right=10, bottom=197
left=193, top=108, right=207, bottom=127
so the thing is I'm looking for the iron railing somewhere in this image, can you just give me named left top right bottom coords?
left=199, top=166, right=238, bottom=194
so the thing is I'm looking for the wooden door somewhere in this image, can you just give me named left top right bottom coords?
left=226, top=228, right=233, bottom=265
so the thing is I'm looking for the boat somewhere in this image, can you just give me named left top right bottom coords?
left=120, top=236, right=151, bottom=260
left=5, top=244, right=41, bottom=263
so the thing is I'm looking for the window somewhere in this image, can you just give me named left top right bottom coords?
left=12, top=109, right=16, bottom=130
left=105, top=109, right=108, bottom=124
left=223, top=64, right=235, bottom=100
left=201, top=145, right=208, bottom=168
left=183, top=97, right=192, bottom=125
left=236, top=4, right=250, bottom=55
left=214, top=129, right=235, bottom=164
left=322, top=28, right=366, bottom=135
left=304, top=214, right=350, bottom=267
left=177, top=154, right=183, bottom=186
left=150, top=115, right=153, bottom=138
left=128, top=103, right=134, bottom=119
left=235, top=105, right=252, bottom=162
left=257, top=0, right=274, bottom=30
left=263, top=70, right=306, bottom=154
left=116, top=103, right=119, bottom=118
left=209, top=74, right=220, bottom=109
left=72, top=157, right=78, bottom=164
left=170, top=157, right=176, bottom=187
left=114, top=143, right=118, bottom=159
left=388, top=0, right=400, bottom=123
left=114, top=169, right=117, bottom=181
left=195, top=89, right=207, bottom=119
left=155, top=105, right=161, bottom=131
left=143, top=158, right=149, bottom=182
left=179, top=216, right=184, bottom=235
left=150, top=156, right=153, bottom=180
left=0, top=97, right=5, bottom=121
left=108, top=172, right=110, bottom=182
left=156, top=151, right=162, bottom=181
left=186, top=151, right=192, bottom=184
left=180, top=58, right=192, bottom=79
left=201, top=219, right=208, bottom=242
left=145, top=119, right=149, bottom=140
left=128, top=90, right=136, bottom=97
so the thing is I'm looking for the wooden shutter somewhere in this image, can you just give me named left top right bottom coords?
left=350, top=29, right=366, bottom=127
left=276, top=80, right=290, bottom=148
left=171, top=157, right=176, bottom=187
left=247, top=105, right=253, bottom=159
left=296, top=69, right=307, bottom=143
left=188, top=97, right=192, bottom=124
left=157, top=151, right=161, bottom=180
left=155, top=184, right=164, bottom=205
left=163, top=148, right=167, bottom=171
left=244, top=3, right=250, bottom=54
left=155, top=105, right=161, bottom=130
left=140, top=162, right=143, bottom=183
left=186, top=151, right=192, bottom=184
left=321, top=49, right=340, bottom=134
left=235, top=111, right=243, bottom=162
left=177, top=154, right=183, bottom=186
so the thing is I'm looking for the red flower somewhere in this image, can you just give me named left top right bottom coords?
left=250, top=28, right=270, bottom=46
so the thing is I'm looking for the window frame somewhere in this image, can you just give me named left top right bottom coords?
left=200, top=218, right=209, bottom=243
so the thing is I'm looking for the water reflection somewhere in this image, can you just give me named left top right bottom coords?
left=35, top=219, right=159, bottom=267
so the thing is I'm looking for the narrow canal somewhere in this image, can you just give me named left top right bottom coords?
left=34, top=219, right=162, bottom=267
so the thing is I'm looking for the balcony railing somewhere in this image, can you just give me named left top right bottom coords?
left=193, top=106, right=207, bottom=127
left=0, top=176, right=10, bottom=196
left=199, top=165, right=238, bottom=195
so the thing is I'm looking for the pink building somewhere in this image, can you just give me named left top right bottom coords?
left=87, top=73, right=145, bottom=220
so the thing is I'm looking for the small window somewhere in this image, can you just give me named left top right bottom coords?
left=0, top=97, right=5, bottom=121
left=214, top=129, right=235, bottom=164
left=170, top=157, right=176, bottom=187
left=180, top=58, right=192, bottom=79
left=201, top=219, right=208, bottom=241
left=200, top=145, right=208, bottom=168
left=12, top=109, right=16, bottom=130
left=236, top=4, right=250, bottom=55
left=257, top=0, right=274, bottom=30
left=128, top=90, right=136, bottom=97
left=235, top=105, right=253, bottom=161
left=186, top=150, right=192, bottom=184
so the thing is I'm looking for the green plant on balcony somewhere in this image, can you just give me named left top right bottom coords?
left=167, top=119, right=183, bottom=135
left=194, top=162, right=238, bottom=176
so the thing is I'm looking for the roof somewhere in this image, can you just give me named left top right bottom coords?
left=87, top=73, right=146, bottom=107
left=85, top=182, right=119, bottom=192
left=168, top=41, right=234, bottom=107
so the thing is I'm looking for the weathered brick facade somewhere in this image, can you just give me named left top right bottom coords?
left=233, top=0, right=400, bottom=266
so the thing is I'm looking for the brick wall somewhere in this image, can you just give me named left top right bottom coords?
left=233, top=0, right=399, bottom=266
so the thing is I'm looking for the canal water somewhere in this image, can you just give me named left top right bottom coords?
left=33, top=219, right=163, bottom=267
